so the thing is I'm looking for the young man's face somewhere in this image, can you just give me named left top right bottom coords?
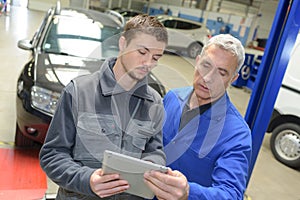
left=119, top=33, right=166, bottom=81
left=193, top=44, right=239, bottom=105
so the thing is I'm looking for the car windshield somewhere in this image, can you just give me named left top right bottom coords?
left=42, top=16, right=120, bottom=59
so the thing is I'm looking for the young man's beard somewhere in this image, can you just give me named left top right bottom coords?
left=120, top=56, right=147, bottom=81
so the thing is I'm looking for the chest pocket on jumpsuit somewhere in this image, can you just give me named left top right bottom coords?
left=122, top=119, right=156, bottom=158
left=74, top=112, right=121, bottom=167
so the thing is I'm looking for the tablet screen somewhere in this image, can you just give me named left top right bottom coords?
left=102, top=150, right=168, bottom=199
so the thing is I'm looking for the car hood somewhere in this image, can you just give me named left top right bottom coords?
left=36, top=53, right=105, bottom=91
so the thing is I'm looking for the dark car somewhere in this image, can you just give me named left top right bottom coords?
left=16, top=6, right=166, bottom=147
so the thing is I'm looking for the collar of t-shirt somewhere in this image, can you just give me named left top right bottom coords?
left=178, top=98, right=212, bottom=131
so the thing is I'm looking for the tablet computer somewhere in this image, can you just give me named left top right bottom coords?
left=102, top=150, right=168, bottom=199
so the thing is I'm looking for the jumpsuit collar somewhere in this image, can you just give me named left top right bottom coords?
left=174, top=86, right=229, bottom=121
left=99, top=57, right=154, bottom=102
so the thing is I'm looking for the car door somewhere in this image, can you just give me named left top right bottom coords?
left=162, top=19, right=192, bottom=49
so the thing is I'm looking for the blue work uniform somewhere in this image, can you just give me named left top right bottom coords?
left=163, top=87, right=252, bottom=200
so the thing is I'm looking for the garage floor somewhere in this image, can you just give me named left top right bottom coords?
left=1, top=5, right=300, bottom=200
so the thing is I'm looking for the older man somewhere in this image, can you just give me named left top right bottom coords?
left=144, top=34, right=252, bottom=200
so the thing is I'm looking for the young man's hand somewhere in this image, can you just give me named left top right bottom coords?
left=90, top=169, right=129, bottom=198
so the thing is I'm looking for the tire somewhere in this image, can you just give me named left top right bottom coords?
left=15, top=124, right=35, bottom=147
left=188, top=42, right=202, bottom=58
left=270, top=123, right=300, bottom=168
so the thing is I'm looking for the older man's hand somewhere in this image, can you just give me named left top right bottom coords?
left=144, top=168, right=189, bottom=200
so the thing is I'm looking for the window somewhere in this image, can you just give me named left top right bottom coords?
left=162, top=20, right=176, bottom=28
left=42, top=16, right=120, bottom=59
left=175, top=20, right=201, bottom=30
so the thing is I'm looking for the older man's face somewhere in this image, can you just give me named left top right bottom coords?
left=193, top=45, right=239, bottom=105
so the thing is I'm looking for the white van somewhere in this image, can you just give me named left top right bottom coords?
left=266, top=31, right=300, bottom=168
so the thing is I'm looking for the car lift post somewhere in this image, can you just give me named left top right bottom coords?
left=245, top=0, right=300, bottom=183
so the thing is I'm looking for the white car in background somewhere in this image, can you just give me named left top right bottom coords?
left=156, top=15, right=212, bottom=58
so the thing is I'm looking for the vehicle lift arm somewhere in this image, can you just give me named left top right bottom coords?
left=245, top=0, right=300, bottom=182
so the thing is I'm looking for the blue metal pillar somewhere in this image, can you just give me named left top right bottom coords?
left=245, top=0, right=300, bottom=181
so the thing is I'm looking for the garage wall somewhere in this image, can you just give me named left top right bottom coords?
left=154, top=0, right=181, bottom=6
left=149, top=0, right=278, bottom=46
left=69, top=0, right=89, bottom=9
left=254, top=0, right=278, bottom=39
left=28, top=0, right=70, bottom=11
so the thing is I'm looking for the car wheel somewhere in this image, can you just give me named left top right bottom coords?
left=188, top=42, right=202, bottom=58
left=15, top=124, right=34, bottom=147
left=270, top=123, right=300, bottom=168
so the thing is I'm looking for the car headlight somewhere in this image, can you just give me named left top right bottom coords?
left=31, top=86, right=60, bottom=115
left=17, top=79, right=24, bottom=96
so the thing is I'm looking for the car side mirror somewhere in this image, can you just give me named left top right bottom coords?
left=18, top=39, right=33, bottom=50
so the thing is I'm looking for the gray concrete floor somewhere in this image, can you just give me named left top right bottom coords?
left=1, top=5, right=300, bottom=200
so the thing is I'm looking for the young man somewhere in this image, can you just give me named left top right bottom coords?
left=39, top=14, right=168, bottom=200
left=144, top=34, right=252, bottom=200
